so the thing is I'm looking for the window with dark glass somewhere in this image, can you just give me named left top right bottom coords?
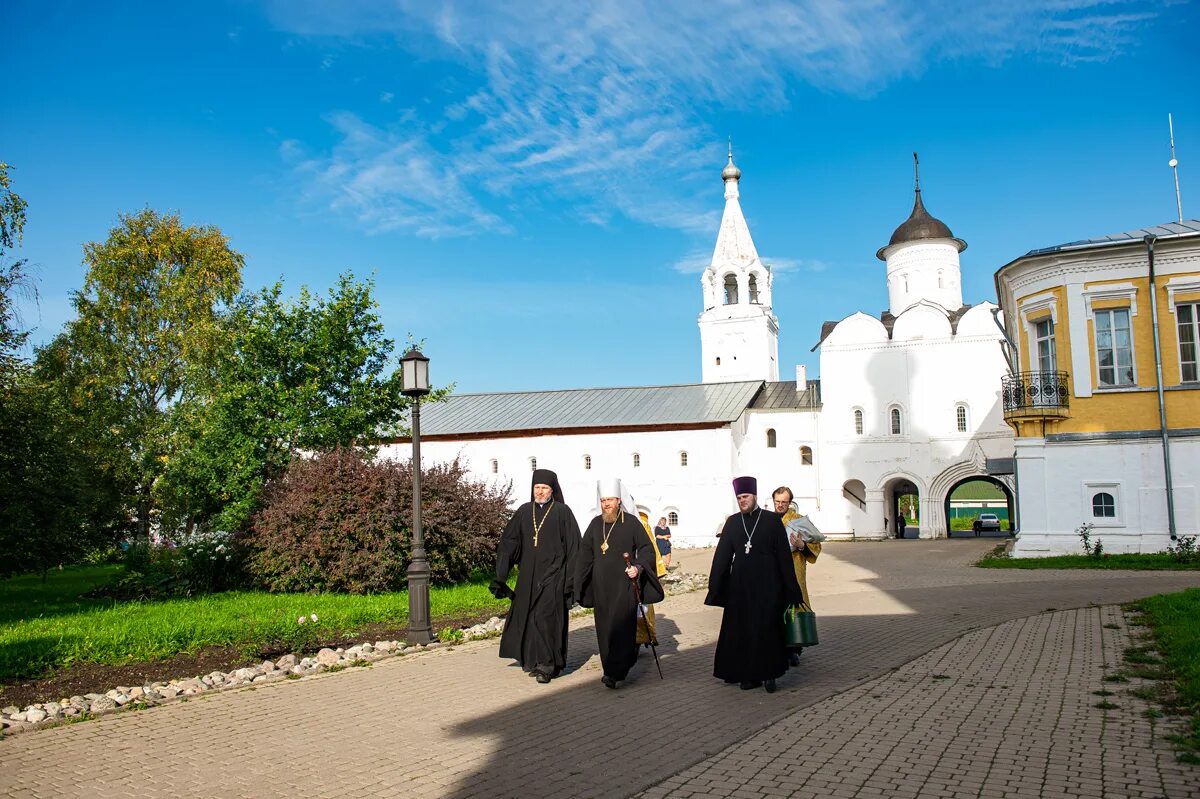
left=1095, top=308, right=1134, bottom=387
left=956, top=405, right=967, bottom=432
left=668, top=511, right=679, bottom=526
left=1178, top=302, right=1199, bottom=382
left=1092, top=492, right=1115, bottom=518
left=800, top=446, right=813, bottom=465
left=890, top=408, right=902, bottom=435
left=766, top=428, right=777, bottom=448
left=854, top=409, right=863, bottom=435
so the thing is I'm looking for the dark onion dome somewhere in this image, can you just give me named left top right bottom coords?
left=876, top=154, right=967, bottom=260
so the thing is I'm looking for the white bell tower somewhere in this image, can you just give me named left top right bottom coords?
left=698, top=145, right=780, bottom=383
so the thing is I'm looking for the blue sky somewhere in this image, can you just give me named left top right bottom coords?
left=5, top=0, right=1198, bottom=392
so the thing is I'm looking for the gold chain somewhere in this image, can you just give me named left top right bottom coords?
left=600, top=511, right=622, bottom=555
left=532, top=501, right=554, bottom=547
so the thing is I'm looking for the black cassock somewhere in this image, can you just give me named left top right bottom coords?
left=705, top=508, right=802, bottom=682
left=496, top=500, right=581, bottom=675
left=575, top=513, right=664, bottom=681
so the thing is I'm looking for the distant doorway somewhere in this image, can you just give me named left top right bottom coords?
left=886, top=478, right=920, bottom=539
left=944, top=477, right=1014, bottom=538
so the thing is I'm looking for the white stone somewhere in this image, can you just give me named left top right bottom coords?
left=316, top=648, right=341, bottom=666
left=89, top=696, right=117, bottom=712
left=276, top=654, right=298, bottom=669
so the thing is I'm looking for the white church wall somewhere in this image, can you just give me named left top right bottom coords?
left=379, top=426, right=740, bottom=549
left=1011, top=436, right=1199, bottom=557
left=739, top=408, right=822, bottom=510
left=884, top=240, right=964, bottom=313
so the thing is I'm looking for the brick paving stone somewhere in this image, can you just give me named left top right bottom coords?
left=2, top=541, right=1198, bottom=798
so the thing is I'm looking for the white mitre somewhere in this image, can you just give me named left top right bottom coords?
left=596, top=477, right=637, bottom=515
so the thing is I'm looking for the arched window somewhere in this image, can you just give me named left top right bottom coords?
left=854, top=409, right=863, bottom=435
left=723, top=273, right=738, bottom=305
left=668, top=511, right=679, bottom=526
left=529, top=456, right=537, bottom=471
left=715, top=357, right=721, bottom=366
left=1092, top=492, right=1115, bottom=518
left=748, top=274, right=760, bottom=304
left=800, top=446, right=813, bottom=465
left=490, top=459, right=498, bottom=474
left=903, top=274, right=909, bottom=292
left=766, top=428, right=777, bottom=448
left=890, top=408, right=902, bottom=435
left=632, top=453, right=640, bottom=468
left=938, top=270, right=944, bottom=289
left=584, top=454, right=591, bottom=470
left=955, top=405, right=968, bottom=433
left=680, top=451, right=688, bottom=466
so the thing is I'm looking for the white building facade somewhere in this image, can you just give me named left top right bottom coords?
left=382, top=155, right=1015, bottom=545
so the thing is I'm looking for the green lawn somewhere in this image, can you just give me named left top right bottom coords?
left=1130, top=588, right=1200, bottom=761
left=0, top=566, right=511, bottom=681
left=977, top=550, right=1200, bottom=570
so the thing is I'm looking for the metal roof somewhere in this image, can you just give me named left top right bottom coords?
left=748, top=380, right=822, bottom=410
left=1023, top=219, right=1200, bottom=257
left=406, top=381, right=765, bottom=437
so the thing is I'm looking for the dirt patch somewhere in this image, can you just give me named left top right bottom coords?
left=0, top=609, right=505, bottom=710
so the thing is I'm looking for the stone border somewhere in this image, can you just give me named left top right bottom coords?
left=0, top=570, right=707, bottom=736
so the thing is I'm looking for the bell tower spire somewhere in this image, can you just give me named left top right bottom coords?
left=698, top=146, right=779, bottom=383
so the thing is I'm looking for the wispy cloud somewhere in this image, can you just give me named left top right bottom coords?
left=765, top=257, right=828, bottom=273
left=265, top=0, right=1161, bottom=238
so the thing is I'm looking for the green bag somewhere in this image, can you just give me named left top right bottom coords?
left=783, top=604, right=818, bottom=647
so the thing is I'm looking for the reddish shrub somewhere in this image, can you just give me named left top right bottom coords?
left=245, top=447, right=512, bottom=592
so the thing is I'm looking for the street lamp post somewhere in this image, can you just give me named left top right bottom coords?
left=400, top=347, right=433, bottom=645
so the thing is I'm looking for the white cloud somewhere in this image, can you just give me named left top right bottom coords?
left=265, top=0, right=1161, bottom=238
left=671, top=251, right=713, bottom=274
left=379, top=91, right=394, bottom=103
left=764, top=257, right=828, bottom=273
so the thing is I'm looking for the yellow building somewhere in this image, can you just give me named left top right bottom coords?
left=994, top=220, right=1200, bottom=555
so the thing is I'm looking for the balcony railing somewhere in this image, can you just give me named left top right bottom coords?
left=1002, top=371, right=1070, bottom=419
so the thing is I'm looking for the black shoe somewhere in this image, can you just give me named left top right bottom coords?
left=764, top=679, right=777, bottom=693
left=601, top=675, right=617, bottom=689
left=788, top=651, right=802, bottom=667
left=535, top=672, right=552, bottom=684
left=739, top=681, right=762, bottom=690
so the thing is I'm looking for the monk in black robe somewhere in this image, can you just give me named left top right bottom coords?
left=491, top=469, right=581, bottom=683
left=575, top=478, right=664, bottom=689
left=705, top=475, right=802, bottom=692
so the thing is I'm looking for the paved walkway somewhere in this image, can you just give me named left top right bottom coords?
left=2, top=541, right=1198, bottom=798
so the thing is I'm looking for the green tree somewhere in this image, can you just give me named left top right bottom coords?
left=0, top=162, right=34, bottom=370
left=55, top=209, right=244, bottom=540
left=158, top=273, right=430, bottom=534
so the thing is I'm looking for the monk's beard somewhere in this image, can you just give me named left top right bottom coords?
left=601, top=509, right=619, bottom=524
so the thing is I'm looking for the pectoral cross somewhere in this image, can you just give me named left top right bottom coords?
left=744, top=542, right=752, bottom=555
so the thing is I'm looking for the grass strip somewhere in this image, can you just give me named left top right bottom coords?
left=0, top=566, right=510, bottom=681
left=1129, top=588, right=1200, bottom=762
left=976, top=549, right=1200, bottom=570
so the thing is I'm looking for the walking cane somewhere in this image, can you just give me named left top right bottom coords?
left=623, top=552, right=664, bottom=680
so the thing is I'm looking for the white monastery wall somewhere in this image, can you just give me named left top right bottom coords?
left=1011, top=436, right=1199, bottom=557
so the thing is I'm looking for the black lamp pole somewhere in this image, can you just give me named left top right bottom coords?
left=400, top=348, right=433, bottom=645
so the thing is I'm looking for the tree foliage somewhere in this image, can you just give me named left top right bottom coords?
left=158, top=273, right=426, bottom=534
left=0, top=162, right=34, bottom=370
left=245, top=448, right=512, bottom=593
left=53, top=209, right=244, bottom=539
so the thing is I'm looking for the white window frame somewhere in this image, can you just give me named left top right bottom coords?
left=667, top=510, right=679, bottom=526
left=529, top=457, right=537, bottom=471
left=853, top=408, right=864, bottom=436
left=1081, top=481, right=1124, bottom=528
left=1019, top=293, right=1059, bottom=373
left=584, top=454, right=591, bottom=470
left=490, top=459, right=498, bottom=474
left=1093, top=306, right=1136, bottom=388
left=632, top=452, right=640, bottom=468
left=955, top=404, right=969, bottom=433
left=888, top=405, right=904, bottom=436
left=1176, top=301, right=1199, bottom=383
left=679, top=451, right=688, bottom=467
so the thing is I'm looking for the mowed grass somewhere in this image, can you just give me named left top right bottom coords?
left=977, top=549, right=1200, bottom=570
left=0, top=566, right=510, bottom=681
left=1130, top=588, right=1200, bottom=761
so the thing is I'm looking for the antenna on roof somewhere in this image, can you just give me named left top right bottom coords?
left=1169, top=113, right=1183, bottom=223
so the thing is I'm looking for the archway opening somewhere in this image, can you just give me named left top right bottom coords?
left=944, top=476, right=1014, bottom=538
left=885, top=478, right=920, bottom=539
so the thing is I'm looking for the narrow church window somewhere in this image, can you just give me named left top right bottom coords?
left=890, top=408, right=902, bottom=435
left=723, top=273, right=738, bottom=305
left=680, top=451, right=688, bottom=466
left=584, top=454, right=591, bottom=470
left=668, top=511, right=679, bottom=526
left=633, top=453, right=641, bottom=468
left=715, top=357, right=721, bottom=366
left=938, top=270, right=944, bottom=289
left=1092, top=492, right=1115, bottom=518
left=854, top=409, right=863, bottom=435
left=748, top=274, right=760, bottom=304
left=491, top=459, right=498, bottom=474
left=766, top=428, right=777, bottom=448
left=530, top=457, right=537, bottom=471
left=956, top=405, right=968, bottom=432
left=800, top=446, right=813, bottom=465
left=903, top=275, right=909, bottom=293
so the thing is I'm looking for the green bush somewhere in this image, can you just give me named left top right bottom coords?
left=244, top=447, right=512, bottom=593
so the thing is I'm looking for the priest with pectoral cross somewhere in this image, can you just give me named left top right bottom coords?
left=575, top=478, right=664, bottom=689
left=705, top=475, right=802, bottom=693
left=492, top=469, right=581, bottom=684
